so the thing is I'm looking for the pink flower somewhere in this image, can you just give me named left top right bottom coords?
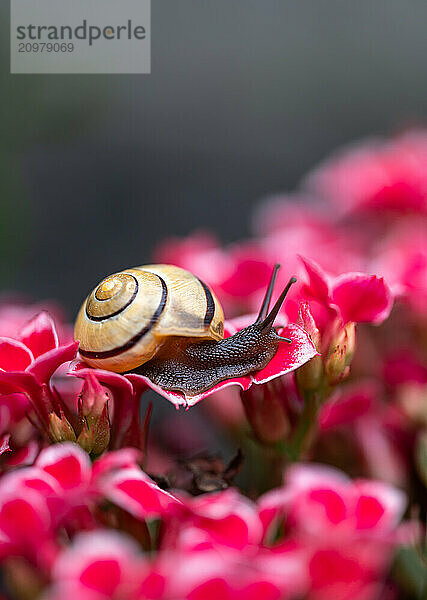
left=163, top=488, right=263, bottom=552
left=0, top=442, right=180, bottom=557
left=299, top=256, right=393, bottom=327
left=0, top=392, right=30, bottom=438
left=252, top=196, right=364, bottom=289
left=258, top=463, right=414, bottom=600
left=37, top=442, right=179, bottom=521
left=305, top=130, right=427, bottom=215
left=46, top=530, right=148, bottom=600
left=46, top=531, right=307, bottom=600
left=0, top=312, right=78, bottom=385
left=154, top=231, right=230, bottom=294
left=291, top=258, right=392, bottom=391
left=97, top=467, right=181, bottom=520
left=0, top=473, right=59, bottom=571
left=0, top=311, right=78, bottom=453
left=161, top=546, right=307, bottom=600
left=371, top=220, right=427, bottom=316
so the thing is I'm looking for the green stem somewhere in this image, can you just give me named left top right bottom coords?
left=275, top=390, right=320, bottom=461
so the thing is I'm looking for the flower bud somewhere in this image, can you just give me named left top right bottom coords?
left=324, top=344, right=348, bottom=385
left=48, top=412, right=76, bottom=443
left=77, top=404, right=110, bottom=456
left=80, top=372, right=110, bottom=420
left=342, top=322, right=356, bottom=366
left=295, top=355, right=324, bottom=392
left=324, top=322, right=356, bottom=385
left=241, top=379, right=290, bottom=445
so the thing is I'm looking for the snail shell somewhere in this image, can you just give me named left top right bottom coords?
left=74, top=264, right=224, bottom=373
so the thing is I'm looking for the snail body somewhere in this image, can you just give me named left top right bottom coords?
left=75, top=264, right=296, bottom=395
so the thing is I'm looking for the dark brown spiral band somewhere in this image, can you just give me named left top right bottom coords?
left=79, top=275, right=168, bottom=359
left=197, top=277, right=215, bottom=328
left=86, top=275, right=139, bottom=322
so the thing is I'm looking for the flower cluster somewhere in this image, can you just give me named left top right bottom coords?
left=0, top=442, right=417, bottom=600
left=0, top=130, right=426, bottom=599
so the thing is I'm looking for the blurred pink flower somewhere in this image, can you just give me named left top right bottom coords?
left=0, top=442, right=180, bottom=565
left=259, top=463, right=416, bottom=600
left=97, top=466, right=181, bottom=520
left=162, top=488, right=263, bottom=552
left=47, top=530, right=148, bottom=600
left=161, top=545, right=308, bottom=600
left=371, top=220, right=427, bottom=316
left=0, top=480, right=59, bottom=571
left=46, top=530, right=308, bottom=600
left=305, top=130, right=427, bottom=215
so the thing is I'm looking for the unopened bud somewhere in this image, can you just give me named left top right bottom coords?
left=342, top=322, right=356, bottom=366
left=296, top=355, right=324, bottom=392
left=324, top=322, right=356, bottom=385
left=76, top=423, right=93, bottom=454
left=77, top=403, right=110, bottom=456
left=324, top=344, right=348, bottom=384
left=48, top=412, right=76, bottom=443
left=80, top=372, right=109, bottom=420
left=241, top=379, right=290, bottom=445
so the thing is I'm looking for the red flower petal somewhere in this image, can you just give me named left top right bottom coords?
left=0, top=370, right=42, bottom=399
left=331, top=274, right=393, bottom=324
left=126, top=374, right=186, bottom=409
left=101, top=468, right=181, bottom=519
left=19, top=312, right=59, bottom=358
left=355, top=495, right=385, bottom=530
left=186, top=376, right=253, bottom=408
left=299, top=256, right=331, bottom=303
left=252, top=324, right=318, bottom=385
left=91, top=448, right=142, bottom=481
left=51, top=530, right=144, bottom=599
left=29, top=341, right=79, bottom=385
left=308, top=489, right=347, bottom=525
left=0, top=487, right=52, bottom=547
left=36, top=443, right=91, bottom=491
left=184, top=489, right=263, bottom=550
left=0, top=338, right=33, bottom=371
left=6, top=440, right=40, bottom=468
left=220, top=257, right=272, bottom=298
left=319, top=385, right=376, bottom=431
left=79, top=560, right=122, bottom=596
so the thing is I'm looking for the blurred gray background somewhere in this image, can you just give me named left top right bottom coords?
left=1, top=0, right=427, bottom=318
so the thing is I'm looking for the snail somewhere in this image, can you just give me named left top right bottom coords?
left=74, top=264, right=296, bottom=396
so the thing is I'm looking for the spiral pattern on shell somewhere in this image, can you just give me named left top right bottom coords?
left=74, top=265, right=224, bottom=373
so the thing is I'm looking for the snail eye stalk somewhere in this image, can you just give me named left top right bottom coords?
left=255, top=263, right=281, bottom=323
left=260, top=276, right=297, bottom=330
